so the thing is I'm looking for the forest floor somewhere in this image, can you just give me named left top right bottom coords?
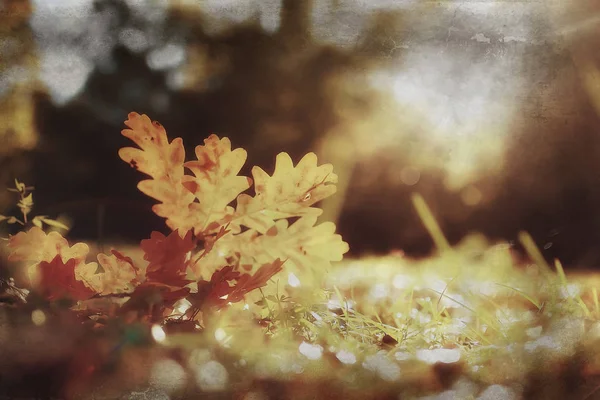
left=2, top=232, right=600, bottom=400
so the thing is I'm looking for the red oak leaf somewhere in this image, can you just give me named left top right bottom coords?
left=226, top=259, right=285, bottom=303
left=206, top=265, right=241, bottom=300
left=140, top=230, right=195, bottom=287
left=192, top=259, right=284, bottom=309
left=38, top=255, right=95, bottom=301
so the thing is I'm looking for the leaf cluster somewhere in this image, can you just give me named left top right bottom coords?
left=3, top=112, right=349, bottom=330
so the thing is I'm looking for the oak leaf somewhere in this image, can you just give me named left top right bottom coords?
left=182, top=135, right=251, bottom=232
left=233, top=259, right=285, bottom=295
left=8, top=226, right=88, bottom=266
left=91, top=250, right=140, bottom=295
left=119, top=113, right=253, bottom=236
left=233, top=216, right=349, bottom=273
left=192, top=259, right=284, bottom=309
left=37, top=255, right=95, bottom=301
left=140, top=230, right=196, bottom=288
left=118, top=112, right=196, bottom=234
left=7, top=226, right=98, bottom=289
left=234, top=152, right=338, bottom=233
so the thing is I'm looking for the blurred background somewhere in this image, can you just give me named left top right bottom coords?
left=1, top=0, right=600, bottom=268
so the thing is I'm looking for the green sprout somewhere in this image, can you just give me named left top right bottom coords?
left=0, top=178, right=68, bottom=232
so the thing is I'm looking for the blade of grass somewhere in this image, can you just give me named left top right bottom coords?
left=518, top=231, right=551, bottom=273
left=412, top=193, right=451, bottom=254
left=494, top=283, right=542, bottom=311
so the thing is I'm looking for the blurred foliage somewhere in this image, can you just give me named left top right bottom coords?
left=0, top=0, right=38, bottom=151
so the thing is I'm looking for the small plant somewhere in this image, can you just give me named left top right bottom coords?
left=0, top=179, right=68, bottom=231
left=3, top=112, right=349, bottom=326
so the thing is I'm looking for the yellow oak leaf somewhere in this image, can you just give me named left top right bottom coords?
left=232, top=216, right=349, bottom=273
left=182, top=135, right=251, bottom=232
left=7, top=226, right=98, bottom=290
left=118, top=112, right=196, bottom=234
left=234, top=152, right=338, bottom=233
left=88, top=251, right=140, bottom=295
